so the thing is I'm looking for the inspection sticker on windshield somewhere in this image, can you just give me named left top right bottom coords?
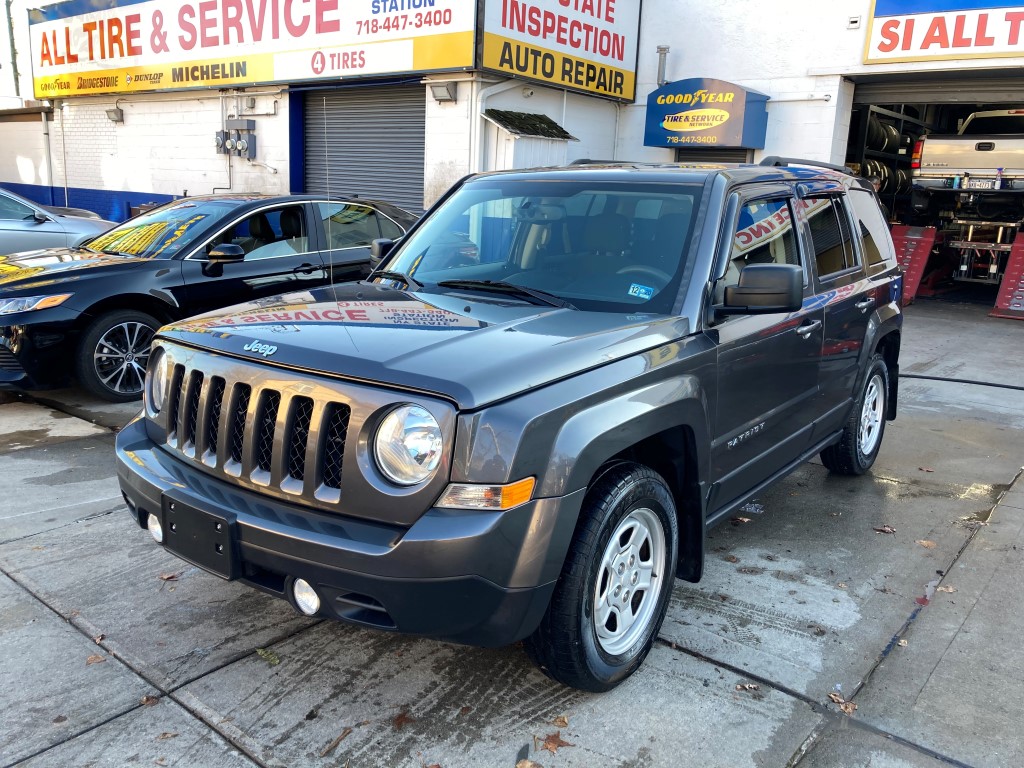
left=628, top=283, right=654, bottom=300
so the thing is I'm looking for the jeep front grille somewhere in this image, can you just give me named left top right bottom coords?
left=163, top=362, right=351, bottom=505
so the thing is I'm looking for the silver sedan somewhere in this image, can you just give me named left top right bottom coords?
left=0, top=187, right=115, bottom=254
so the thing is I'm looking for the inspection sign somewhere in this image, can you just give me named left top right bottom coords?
left=481, top=0, right=641, bottom=101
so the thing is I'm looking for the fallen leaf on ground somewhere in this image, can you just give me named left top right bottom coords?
left=141, top=695, right=159, bottom=706
left=158, top=572, right=181, bottom=582
left=937, top=585, right=957, bottom=593
left=320, top=727, right=352, bottom=757
left=516, top=761, right=544, bottom=768
left=538, top=732, right=574, bottom=755
left=828, top=692, right=857, bottom=715
left=916, top=540, right=937, bottom=549
left=255, top=648, right=280, bottom=666
left=392, top=710, right=416, bottom=730
left=86, top=654, right=106, bottom=665
left=52, top=715, right=67, bottom=724
left=808, top=624, right=827, bottom=636
left=459, top=706, right=472, bottom=716
left=736, top=683, right=760, bottom=691
left=873, top=525, right=896, bottom=535
left=724, top=554, right=739, bottom=563
left=730, top=517, right=752, bottom=526
left=156, top=732, right=178, bottom=741
left=154, top=759, right=167, bottom=767
left=93, top=634, right=105, bottom=644
left=715, top=593, right=730, bottom=602
left=837, top=582, right=848, bottom=589
left=897, top=639, right=908, bottom=648
left=918, top=467, right=935, bottom=473
left=551, top=715, right=569, bottom=728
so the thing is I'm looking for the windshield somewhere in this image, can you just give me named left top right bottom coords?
left=83, top=199, right=240, bottom=258
left=385, top=179, right=702, bottom=314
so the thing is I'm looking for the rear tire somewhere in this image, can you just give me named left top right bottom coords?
left=524, top=463, right=679, bottom=691
left=820, top=354, right=888, bottom=475
left=76, top=310, right=159, bottom=402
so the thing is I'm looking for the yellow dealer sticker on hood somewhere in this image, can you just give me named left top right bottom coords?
left=662, top=108, right=731, bottom=133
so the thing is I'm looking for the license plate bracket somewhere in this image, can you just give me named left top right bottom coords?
left=161, top=495, right=238, bottom=580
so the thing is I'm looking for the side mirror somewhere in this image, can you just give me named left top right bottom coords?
left=716, top=264, right=803, bottom=317
left=208, top=243, right=246, bottom=264
left=370, top=238, right=395, bottom=268
left=203, top=243, right=245, bottom=276
left=33, top=211, right=51, bottom=224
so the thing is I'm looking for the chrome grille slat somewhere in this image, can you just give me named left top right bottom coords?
left=227, top=383, right=252, bottom=474
left=202, top=377, right=226, bottom=467
left=181, top=371, right=204, bottom=458
left=288, top=397, right=314, bottom=480
left=166, top=364, right=185, bottom=446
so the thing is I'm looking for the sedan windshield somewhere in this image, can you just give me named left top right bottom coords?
left=84, top=199, right=241, bottom=259
left=385, top=179, right=703, bottom=314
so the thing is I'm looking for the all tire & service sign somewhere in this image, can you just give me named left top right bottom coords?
left=28, top=0, right=476, bottom=98
left=481, top=0, right=642, bottom=101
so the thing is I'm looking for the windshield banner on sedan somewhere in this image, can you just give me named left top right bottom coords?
left=29, top=0, right=476, bottom=98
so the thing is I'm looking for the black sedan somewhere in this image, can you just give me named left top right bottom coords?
left=0, top=194, right=417, bottom=401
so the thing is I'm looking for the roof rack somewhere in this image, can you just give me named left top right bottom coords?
left=568, top=158, right=644, bottom=166
left=759, top=156, right=854, bottom=175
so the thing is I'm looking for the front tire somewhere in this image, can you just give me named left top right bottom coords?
left=820, top=353, right=889, bottom=475
left=76, top=310, right=159, bottom=402
left=524, top=463, right=679, bottom=692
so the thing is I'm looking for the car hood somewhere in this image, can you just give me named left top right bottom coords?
left=0, top=248, right=158, bottom=294
left=158, top=282, right=692, bottom=409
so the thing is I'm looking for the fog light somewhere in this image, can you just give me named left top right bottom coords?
left=293, top=578, right=320, bottom=615
left=147, top=513, right=164, bottom=543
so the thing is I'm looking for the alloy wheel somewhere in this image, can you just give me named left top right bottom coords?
left=592, top=507, right=667, bottom=656
left=93, top=321, right=154, bottom=395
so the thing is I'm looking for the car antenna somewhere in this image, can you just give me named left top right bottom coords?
left=324, top=96, right=336, bottom=296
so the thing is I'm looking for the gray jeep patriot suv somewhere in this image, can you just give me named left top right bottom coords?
left=116, top=159, right=902, bottom=691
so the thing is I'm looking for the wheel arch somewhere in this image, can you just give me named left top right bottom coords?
left=75, top=294, right=177, bottom=332
left=535, top=380, right=711, bottom=585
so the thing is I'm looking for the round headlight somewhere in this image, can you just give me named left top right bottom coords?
left=374, top=405, right=443, bottom=486
left=146, top=346, right=167, bottom=413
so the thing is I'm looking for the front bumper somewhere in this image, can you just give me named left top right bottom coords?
left=0, top=307, right=81, bottom=389
left=115, top=416, right=583, bottom=647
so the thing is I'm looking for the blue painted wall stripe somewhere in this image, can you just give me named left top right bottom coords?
left=4, top=182, right=175, bottom=222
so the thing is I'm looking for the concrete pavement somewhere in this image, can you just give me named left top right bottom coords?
left=0, top=300, right=1021, bottom=768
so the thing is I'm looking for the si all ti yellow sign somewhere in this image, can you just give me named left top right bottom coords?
left=29, top=0, right=476, bottom=98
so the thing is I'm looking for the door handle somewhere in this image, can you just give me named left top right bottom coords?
left=856, top=298, right=873, bottom=313
left=796, top=320, right=822, bottom=338
left=293, top=263, right=318, bottom=275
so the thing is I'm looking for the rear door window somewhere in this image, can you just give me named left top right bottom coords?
left=847, top=189, right=893, bottom=276
left=801, top=197, right=859, bottom=279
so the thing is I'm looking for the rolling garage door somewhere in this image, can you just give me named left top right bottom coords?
left=853, top=75, right=1024, bottom=105
left=304, top=85, right=425, bottom=212
left=675, top=148, right=752, bottom=163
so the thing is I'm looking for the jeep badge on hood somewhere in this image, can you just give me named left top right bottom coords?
left=243, top=340, right=278, bottom=357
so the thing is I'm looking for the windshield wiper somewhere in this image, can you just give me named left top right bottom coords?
left=372, top=270, right=423, bottom=290
left=436, top=280, right=576, bottom=309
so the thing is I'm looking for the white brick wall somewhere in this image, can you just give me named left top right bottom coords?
left=43, top=90, right=290, bottom=196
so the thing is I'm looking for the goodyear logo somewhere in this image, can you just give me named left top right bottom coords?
left=662, top=108, right=731, bottom=133
left=656, top=89, right=735, bottom=106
